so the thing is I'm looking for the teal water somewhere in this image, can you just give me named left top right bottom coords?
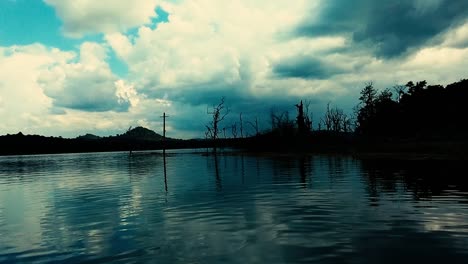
left=0, top=150, right=467, bottom=263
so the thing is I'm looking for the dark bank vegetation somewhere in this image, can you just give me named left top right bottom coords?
left=0, top=127, right=210, bottom=156
left=1, top=79, right=468, bottom=157
left=207, top=78, right=468, bottom=157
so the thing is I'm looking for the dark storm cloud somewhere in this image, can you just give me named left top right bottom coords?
left=142, top=73, right=324, bottom=136
left=53, top=99, right=130, bottom=112
left=143, top=73, right=321, bottom=111
left=273, top=57, right=343, bottom=79
left=296, top=0, right=468, bottom=58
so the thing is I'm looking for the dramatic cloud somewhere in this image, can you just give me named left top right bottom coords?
left=1, top=0, right=468, bottom=138
left=296, top=0, right=468, bottom=57
left=273, top=57, right=344, bottom=80
left=44, top=0, right=160, bottom=37
left=0, top=44, right=71, bottom=134
left=105, top=1, right=335, bottom=105
left=38, top=42, right=134, bottom=112
left=442, top=21, right=468, bottom=48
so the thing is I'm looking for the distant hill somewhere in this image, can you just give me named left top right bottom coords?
left=76, top=134, right=101, bottom=140
left=0, top=126, right=195, bottom=156
left=117, top=126, right=164, bottom=141
left=75, top=127, right=164, bottom=142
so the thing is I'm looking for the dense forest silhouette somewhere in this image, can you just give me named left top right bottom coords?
left=1, top=79, right=468, bottom=156
left=356, top=79, right=468, bottom=138
left=212, top=78, right=468, bottom=155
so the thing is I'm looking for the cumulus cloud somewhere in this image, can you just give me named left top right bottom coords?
left=0, top=44, right=71, bottom=134
left=3, top=0, right=468, bottom=138
left=38, top=42, right=134, bottom=112
left=104, top=0, right=341, bottom=105
left=99, top=0, right=468, bottom=136
left=44, top=0, right=160, bottom=37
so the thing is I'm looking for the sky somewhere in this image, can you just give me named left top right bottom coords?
left=1, top=0, right=468, bottom=139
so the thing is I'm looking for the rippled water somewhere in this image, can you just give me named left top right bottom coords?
left=1, top=150, right=468, bottom=263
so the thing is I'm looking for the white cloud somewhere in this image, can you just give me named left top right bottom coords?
left=44, top=0, right=160, bottom=37
left=38, top=42, right=132, bottom=112
left=3, top=1, right=468, bottom=138
left=442, top=20, right=468, bottom=48
left=0, top=43, right=145, bottom=137
left=0, top=44, right=72, bottom=135
left=105, top=0, right=342, bottom=102
left=115, top=80, right=140, bottom=107
left=100, top=0, right=468, bottom=134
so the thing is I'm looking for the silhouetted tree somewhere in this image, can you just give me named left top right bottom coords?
left=295, top=100, right=306, bottom=134
left=239, top=113, right=244, bottom=138
left=231, top=123, right=238, bottom=139
left=303, top=100, right=313, bottom=132
left=319, top=102, right=350, bottom=133
left=393, top=85, right=407, bottom=103
left=223, top=127, right=227, bottom=138
left=356, top=82, right=378, bottom=134
left=206, top=97, right=230, bottom=142
left=355, top=79, right=468, bottom=138
left=247, top=117, right=259, bottom=136
left=407, top=80, right=427, bottom=96
left=270, top=109, right=295, bottom=136
left=321, top=102, right=333, bottom=131
left=330, top=106, right=344, bottom=132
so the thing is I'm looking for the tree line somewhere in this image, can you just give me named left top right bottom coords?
left=356, top=79, right=468, bottom=138
left=206, top=78, right=468, bottom=142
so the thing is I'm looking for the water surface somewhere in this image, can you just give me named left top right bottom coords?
left=1, top=150, right=467, bottom=263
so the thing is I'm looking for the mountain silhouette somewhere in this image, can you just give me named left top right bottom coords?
left=0, top=126, right=180, bottom=156
left=117, top=126, right=164, bottom=141
left=76, top=133, right=101, bottom=140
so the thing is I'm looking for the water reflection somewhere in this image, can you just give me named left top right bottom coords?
left=0, top=151, right=468, bottom=263
left=163, top=149, right=168, bottom=194
left=360, top=159, right=468, bottom=202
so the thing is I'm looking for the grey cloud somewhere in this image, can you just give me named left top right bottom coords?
left=143, top=83, right=323, bottom=138
left=142, top=71, right=321, bottom=111
left=40, top=73, right=130, bottom=112
left=49, top=107, right=67, bottom=115
left=137, top=60, right=334, bottom=137
left=296, top=0, right=468, bottom=58
left=273, top=57, right=343, bottom=79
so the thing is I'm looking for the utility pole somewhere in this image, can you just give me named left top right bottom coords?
left=160, top=112, right=169, bottom=149
left=160, top=112, right=169, bottom=197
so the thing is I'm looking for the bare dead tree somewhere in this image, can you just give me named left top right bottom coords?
left=239, top=113, right=244, bottom=138
left=206, top=97, right=230, bottom=141
left=205, top=129, right=211, bottom=140
left=247, top=117, right=259, bottom=136
left=270, top=108, right=276, bottom=130
left=223, top=127, right=227, bottom=138
left=231, top=123, right=238, bottom=138
left=270, top=108, right=290, bottom=131
left=295, top=100, right=306, bottom=134
left=321, top=102, right=333, bottom=131
left=321, top=102, right=352, bottom=132
left=330, top=107, right=344, bottom=132
left=304, top=99, right=313, bottom=131
left=342, top=113, right=352, bottom=133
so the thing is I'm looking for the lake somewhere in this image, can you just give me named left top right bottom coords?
left=1, top=150, right=468, bottom=263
